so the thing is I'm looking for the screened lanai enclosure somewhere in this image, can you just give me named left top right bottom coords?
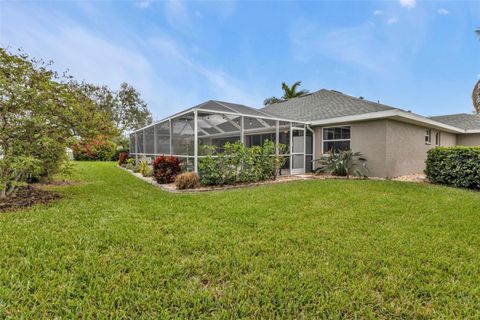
left=130, top=100, right=314, bottom=175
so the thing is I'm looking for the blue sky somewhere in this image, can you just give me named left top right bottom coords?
left=1, top=0, right=479, bottom=120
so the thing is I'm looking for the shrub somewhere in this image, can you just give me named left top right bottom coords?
left=118, top=152, right=130, bottom=166
left=425, top=146, right=480, bottom=189
left=124, top=158, right=135, bottom=171
left=72, top=135, right=116, bottom=161
left=112, top=147, right=129, bottom=161
left=152, top=155, right=182, bottom=184
left=138, top=160, right=153, bottom=177
left=198, top=140, right=286, bottom=186
left=175, top=172, right=200, bottom=190
left=0, top=156, right=42, bottom=199
left=314, top=150, right=368, bottom=178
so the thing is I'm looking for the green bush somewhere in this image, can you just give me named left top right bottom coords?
left=425, top=146, right=480, bottom=189
left=314, top=150, right=368, bottom=178
left=124, top=159, right=135, bottom=171
left=198, top=140, right=286, bottom=186
left=138, top=160, right=153, bottom=177
left=0, top=156, right=42, bottom=199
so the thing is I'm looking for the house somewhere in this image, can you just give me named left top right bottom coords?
left=130, top=89, right=480, bottom=178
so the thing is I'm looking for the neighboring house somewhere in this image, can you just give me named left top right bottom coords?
left=130, top=89, right=480, bottom=178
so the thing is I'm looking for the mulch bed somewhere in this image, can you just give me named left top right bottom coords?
left=0, top=185, right=61, bottom=212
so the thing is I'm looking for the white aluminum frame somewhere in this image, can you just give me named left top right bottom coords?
left=130, top=104, right=311, bottom=175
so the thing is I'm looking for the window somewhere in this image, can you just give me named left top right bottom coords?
left=425, top=129, right=431, bottom=145
left=435, top=131, right=441, bottom=146
left=323, top=126, right=351, bottom=153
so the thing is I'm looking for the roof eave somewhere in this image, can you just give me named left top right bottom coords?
left=308, top=109, right=466, bottom=134
left=465, top=129, right=480, bottom=134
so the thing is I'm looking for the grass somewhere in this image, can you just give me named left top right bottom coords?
left=1, top=162, right=480, bottom=318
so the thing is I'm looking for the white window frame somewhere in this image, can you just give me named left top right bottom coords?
left=425, top=129, right=432, bottom=145
left=322, top=125, right=351, bottom=154
left=435, top=131, right=441, bottom=146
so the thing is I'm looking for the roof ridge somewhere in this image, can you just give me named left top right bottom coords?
left=431, top=113, right=476, bottom=117
left=326, top=89, right=406, bottom=111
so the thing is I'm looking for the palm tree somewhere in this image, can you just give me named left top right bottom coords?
left=473, top=28, right=480, bottom=114
left=263, top=81, right=309, bottom=106
left=473, top=82, right=480, bottom=114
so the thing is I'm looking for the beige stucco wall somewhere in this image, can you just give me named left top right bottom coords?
left=313, top=119, right=457, bottom=178
left=457, top=133, right=480, bottom=146
left=314, top=119, right=388, bottom=177
left=384, top=120, right=456, bottom=177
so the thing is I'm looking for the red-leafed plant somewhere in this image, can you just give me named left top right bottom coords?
left=118, top=152, right=129, bottom=166
left=152, top=155, right=182, bottom=184
left=72, top=135, right=116, bottom=161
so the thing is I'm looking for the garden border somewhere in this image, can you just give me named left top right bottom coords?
left=118, top=166, right=317, bottom=193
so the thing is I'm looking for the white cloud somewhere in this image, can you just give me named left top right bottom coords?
left=373, top=10, right=384, bottom=16
left=399, top=0, right=416, bottom=9
left=0, top=3, right=261, bottom=119
left=437, top=8, right=450, bottom=15
left=148, top=36, right=262, bottom=106
left=387, top=16, right=399, bottom=25
left=290, top=22, right=399, bottom=73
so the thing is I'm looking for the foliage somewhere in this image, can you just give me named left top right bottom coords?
left=72, top=135, right=116, bottom=161
left=152, top=155, right=182, bottom=184
left=57, top=158, right=75, bottom=181
left=425, top=146, right=480, bottom=189
left=264, top=81, right=309, bottom=106
left=75, top=81, right=153, bottom=135
left=281, top=81, right=309, bottom=99
left=0, top=48, right=115, bottom=190
left=118, top=152, right=130, bottom=166
left=0, top=156, right=42, bottom=199
left=263, top=96, right=283, bottom=106
left=3, top=162, right=480, bottom=318
left=198, top=140, right=286, bottom=186
left=472, top=80, right=480, bottom=114
left=124, top=158, right=136, bottom=171
left=175, top=172, right=200, bottom=190
left=472, top=30, right=480, bottom=114
left=314, top=150, right=368, bottom=178
left=111, top=147, right=130, bottom=162
left=138, top=160, right=153, bottom=177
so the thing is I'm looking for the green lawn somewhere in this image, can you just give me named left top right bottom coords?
left=1, top=162, right=480, bottom=318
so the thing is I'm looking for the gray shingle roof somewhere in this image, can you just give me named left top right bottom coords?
left=429, top=113, right=480, bottom=130
left=261, top=89, right=397, bottom=122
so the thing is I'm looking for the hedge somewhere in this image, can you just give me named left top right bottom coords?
left=425, top=146, right=480, bottom=189
left=198, top=140, right=286, bottom=186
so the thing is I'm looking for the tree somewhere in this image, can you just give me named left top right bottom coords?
left=263, top=81, right=309, bottom=106
left=473, top=80, right=480, bottom=114
left=0, top=48, right=115, bottom=196
left=473, top=29, right=480, bottom=114
left=263, top=96, right=283, bottom=106
left=77, top=82, right=153, bottom=136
